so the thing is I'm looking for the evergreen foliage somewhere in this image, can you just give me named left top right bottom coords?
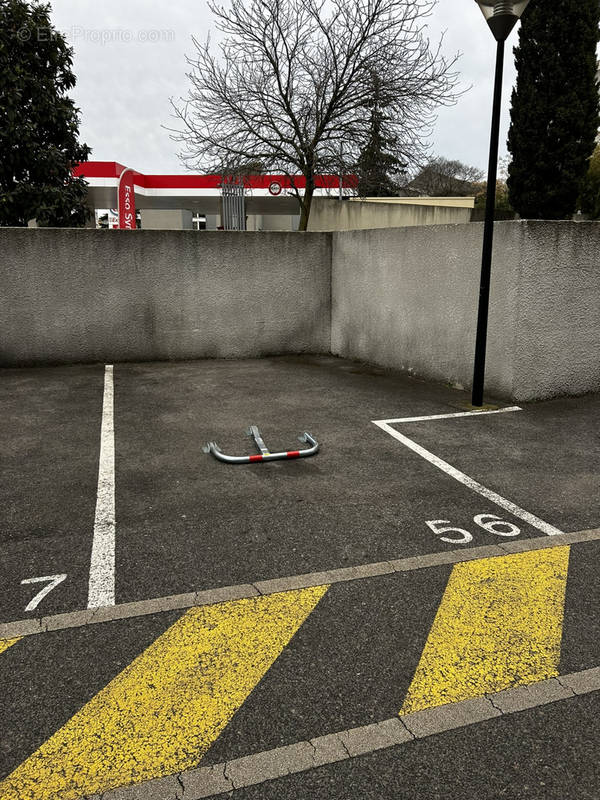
left=0, top=0, right=91, bottom=226
left=507, top=0, right=600, bottom=219
left=356, top=73, right=406, bottom=196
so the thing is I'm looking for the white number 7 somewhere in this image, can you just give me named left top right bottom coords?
left=21, top=574, right=67, bottom=612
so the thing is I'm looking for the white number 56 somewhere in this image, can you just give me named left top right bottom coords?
left=426, top=514, right=520, bottom=544
left=425, top=520, right=473, bottom=544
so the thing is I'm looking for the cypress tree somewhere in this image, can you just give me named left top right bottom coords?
left=507, top=0, right=600, bottom=219
left=356, top=72, right=406, bottom=197
left=0, top=0, right=91, bottom=226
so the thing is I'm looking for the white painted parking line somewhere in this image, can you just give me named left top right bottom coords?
left=372, top=410, right=564, bottom=538
left=88, top=365, right=116, bottom=608
left=383, top=406, right=522, bottom=424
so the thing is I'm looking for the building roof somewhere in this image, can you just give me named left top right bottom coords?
left=74, top=161, right=354, bottom=212
left=73, top=161, right=351, bottom=191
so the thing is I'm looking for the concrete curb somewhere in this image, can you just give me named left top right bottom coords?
left=2, top=527, right=598, bottom=642
left=93, top=664, right=597, bottom=800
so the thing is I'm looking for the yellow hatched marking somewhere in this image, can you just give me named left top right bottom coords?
left=1, top=586, right=328, bottom=800
left=0, top=637, right=20, bottom=656
left=400, top=547, right=570, bottom=714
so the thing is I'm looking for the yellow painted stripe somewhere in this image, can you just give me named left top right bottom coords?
left=400, top=547, right=570, bottom=714
left=1, top=586, right=328, bottom=800
left=0, top=637, right=20, bottom=656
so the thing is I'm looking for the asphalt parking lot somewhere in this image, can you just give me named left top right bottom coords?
left=1, top=355, right=599, bottom=800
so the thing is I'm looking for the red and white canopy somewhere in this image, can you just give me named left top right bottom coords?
left=74, top=161, right=354, bottom=214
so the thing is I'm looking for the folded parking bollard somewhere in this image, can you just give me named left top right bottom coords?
left=203, top=425, right=319, bottom=464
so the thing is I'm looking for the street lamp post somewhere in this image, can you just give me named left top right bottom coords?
left=471, top=0, right=531, bottom=407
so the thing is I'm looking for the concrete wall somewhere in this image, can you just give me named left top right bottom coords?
left=140, top=209, right=193, bottom=230
left=509, top=222, right=600, bottom=400
left=353, top=196, right=475, bottom=208
left=0, top=228, right=331, bottom=366
left=1, top=222, right=599, bottom=401
left=307, top=197, right=472, bottom=232
left=331, top=221, right=600, bottom=401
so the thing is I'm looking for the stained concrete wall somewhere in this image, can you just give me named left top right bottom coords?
left=509, top=222, right=600, bottom=400
left=0, top=228, right=331, bottom=365
left=1, top=222, right=599, bottom=400
left=307, top=197, right=472, bottom=232
left=331, top=221, right=600, bottom=401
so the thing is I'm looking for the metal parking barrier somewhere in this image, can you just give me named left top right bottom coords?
left=203, top=425, right=319, bottom=464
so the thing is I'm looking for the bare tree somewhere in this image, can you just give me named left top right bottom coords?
left=407, top=156, right=484, bottom=197
left=171, top=0, right=460, bottom=230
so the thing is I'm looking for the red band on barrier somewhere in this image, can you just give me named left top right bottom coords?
left=249, top=455, right=263, bottom=462
left=286, top=451, right=300, bottom=458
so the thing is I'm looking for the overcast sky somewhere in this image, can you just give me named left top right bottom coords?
left=50, top=0, right=522, bottom=175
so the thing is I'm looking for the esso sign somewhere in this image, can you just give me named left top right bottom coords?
left=118, top=168, right=137, bottom=229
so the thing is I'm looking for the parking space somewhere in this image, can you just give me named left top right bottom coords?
left=388, top=395, right=600, bottom=534
left=112, top=358, right=551, bottom=606
left=2, top=354, right=600, bottom=799
left=1, top=355, right=599, bottom=625
left=0, top=365, right=104, bottom=622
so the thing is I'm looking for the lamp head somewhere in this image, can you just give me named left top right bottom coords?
left=475, top=0, right=531, bottom=41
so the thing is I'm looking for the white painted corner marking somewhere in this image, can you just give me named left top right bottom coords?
left=372, top=407, right=563, bottom=538
left=382, top=406, right=523, bottom=424
left=88, top=364, right=116, bottom=608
